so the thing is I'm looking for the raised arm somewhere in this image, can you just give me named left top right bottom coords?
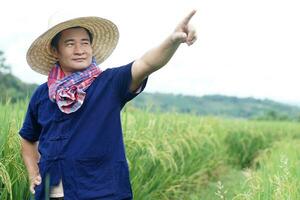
left=130, top=10, right=197, bottom=92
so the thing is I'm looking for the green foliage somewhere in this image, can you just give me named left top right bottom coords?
left=0, top=51, right=11, bottom=74
left=0, top=101, right=30, bottom=200
left=0, top=73, right=37, bottom=103
left=234, top=140, right=300, bottom=200
left=123, top=110, right=226, bottom=199
left=225, top=129, right=271, bottom=168
left=254, top=110, right=290, bottom=121
left=0, top=50, right=38, bottom=103
left=1, top=102, right=300, bottom=199
left=133, top=93, right=300, bottom=120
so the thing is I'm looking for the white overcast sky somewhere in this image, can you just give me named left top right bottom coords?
left=1, top=0, right=300, bottom=105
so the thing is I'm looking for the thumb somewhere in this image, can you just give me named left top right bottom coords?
left=30, top=184, right=36, bottom=194
left=171, top=32, right=187, bottom=43
left=30, top=175, right=42, bottom=194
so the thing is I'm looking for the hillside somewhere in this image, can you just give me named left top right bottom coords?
left=0, top=50, right=37, bottom=102
left=132, top=92, right=300, bottom=120
left=1, top=71, right=299, bottom=120
left=0, top=72, right=37, bottom=102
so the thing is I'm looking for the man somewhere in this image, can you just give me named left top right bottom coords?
left=20, top=10, right=197, bottom=200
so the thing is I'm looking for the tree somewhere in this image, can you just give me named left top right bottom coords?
left=0, top=49, right=38, bottom=103
left=0, top=50, right=11, bottom=74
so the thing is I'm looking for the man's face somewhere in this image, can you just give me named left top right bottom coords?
left=53, top=27, right=93, bottom=75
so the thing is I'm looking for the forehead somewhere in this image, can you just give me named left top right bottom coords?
left=59, top=27, right=90, bottom=40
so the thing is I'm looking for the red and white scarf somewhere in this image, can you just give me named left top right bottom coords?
left=47, top=58, right=101, bottom=114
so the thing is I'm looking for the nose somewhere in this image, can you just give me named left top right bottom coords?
left=74, top=43, right=84, bottom=55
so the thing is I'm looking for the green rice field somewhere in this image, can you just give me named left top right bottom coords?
left=1, top=101, right=300, bottom=199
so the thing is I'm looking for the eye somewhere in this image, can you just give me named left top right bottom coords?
left=66, top=43, right=74, bottom=47
left=82, top=41, right=90, bottom=46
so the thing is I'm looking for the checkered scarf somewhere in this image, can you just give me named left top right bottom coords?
left=47, top=58, right=102, bottom=114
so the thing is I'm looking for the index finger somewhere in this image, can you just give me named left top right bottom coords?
left=182, top=10, right=197, bottom=25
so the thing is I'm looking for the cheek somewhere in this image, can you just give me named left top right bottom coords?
left=87, top=47, right=93, bottom=56
left=57, top=49, right=72, bottom=59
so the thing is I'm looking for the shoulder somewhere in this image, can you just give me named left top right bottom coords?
left=93, top=62, right=133, bottom=84
left=30, top=82, right=48, bottom=105
left=105, top=62, right=134, bottom=77
left=35, top=82, right=48, bottom=93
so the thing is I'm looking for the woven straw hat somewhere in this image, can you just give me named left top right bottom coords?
left=26, top=13, right=119, bottom=75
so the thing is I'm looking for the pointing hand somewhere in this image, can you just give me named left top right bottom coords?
left=171, top=10, right=197, bottom=46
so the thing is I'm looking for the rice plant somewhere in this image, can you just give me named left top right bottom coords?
left=1, top=101, right=300, bottom=199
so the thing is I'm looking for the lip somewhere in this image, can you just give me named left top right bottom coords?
left=72, top=58, right=86, bottom=62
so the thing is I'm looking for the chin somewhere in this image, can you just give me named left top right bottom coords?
left=74, top=63, right=90, bottom=70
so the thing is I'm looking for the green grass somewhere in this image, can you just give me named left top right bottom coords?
left=0, top=101, right=30, bottom=200
left=235, top=140, right=300, bottom=200
left=1, top=101, right=300, bottom=199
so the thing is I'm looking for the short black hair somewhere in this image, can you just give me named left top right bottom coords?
left=50, top=26, right=93, bottom=50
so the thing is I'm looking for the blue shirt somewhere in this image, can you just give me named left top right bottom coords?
left=19, top=62, right=147, bottom=200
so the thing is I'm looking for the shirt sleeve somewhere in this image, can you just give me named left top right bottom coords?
left=112, top=61, right=148, bottom=105
left=19, top=88, right=42, bottom=142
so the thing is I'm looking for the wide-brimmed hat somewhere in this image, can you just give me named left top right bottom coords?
left=26, top=13, right=119, bottom=75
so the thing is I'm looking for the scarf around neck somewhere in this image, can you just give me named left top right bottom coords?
left=47, top=58, right=102, bottom=114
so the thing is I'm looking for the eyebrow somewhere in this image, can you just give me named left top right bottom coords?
left=63, top=38, right=91, bottom=44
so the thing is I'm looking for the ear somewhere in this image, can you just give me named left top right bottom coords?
left=51, top=47, right=59, bottom=59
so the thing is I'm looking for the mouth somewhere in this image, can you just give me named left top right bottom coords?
left=72, top=58, right=86, bottom=62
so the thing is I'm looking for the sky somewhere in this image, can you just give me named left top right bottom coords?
left=1, top=0, right=300, bottom=105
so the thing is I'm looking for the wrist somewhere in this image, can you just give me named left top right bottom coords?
left=170, top=32, right=187, bottom=46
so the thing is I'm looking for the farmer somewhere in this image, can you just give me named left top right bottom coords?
left=20, top=10, right=197, bottom=200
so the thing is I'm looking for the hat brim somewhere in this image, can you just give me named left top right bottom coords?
left=26, top=16, right=119, bottom=75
